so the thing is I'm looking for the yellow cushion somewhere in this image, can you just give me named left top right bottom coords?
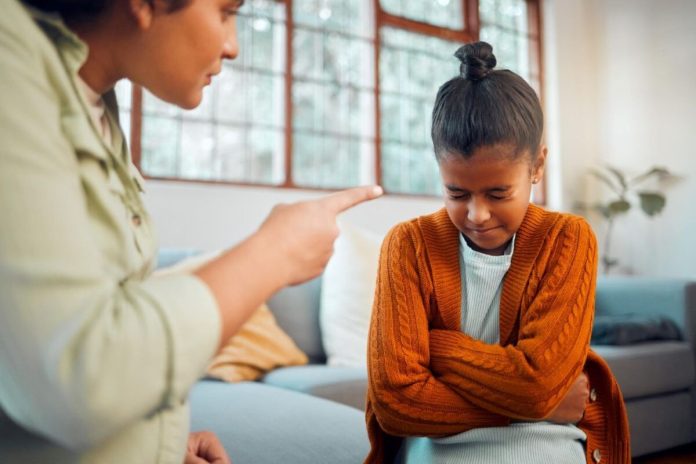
left=206, top=303, right=308, bottom=382
left=154, top=251, right=307, bottom=382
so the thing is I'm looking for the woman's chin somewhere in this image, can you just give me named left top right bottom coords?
left=177, top=93, right=203, bottom=110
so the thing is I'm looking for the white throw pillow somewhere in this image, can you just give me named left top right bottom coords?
left=320, top=223, right=383, bottom=367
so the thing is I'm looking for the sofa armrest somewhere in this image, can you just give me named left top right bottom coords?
left=596, top=276, right=696, bottom=341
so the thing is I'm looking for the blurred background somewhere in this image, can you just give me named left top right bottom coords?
left=115, top=0, right=696, bottom=278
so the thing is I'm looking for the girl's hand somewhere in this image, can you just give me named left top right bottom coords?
left=184, top=431, right=231, bottom=464
left=545, top=372, right=589, bottom=424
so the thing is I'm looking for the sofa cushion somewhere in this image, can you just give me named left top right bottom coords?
left=591, top=314, right=682, bottom=345
left=267, top=277, right=326, bottom=363
left=207, top=304, right=308, bottom=382
left=320, top=224, right=381, bottom=367
left=189, top=380, right=369, bottom=464
left=261, top=365, right=367, bottom=410
left=593, top=341, right=695, bottom=399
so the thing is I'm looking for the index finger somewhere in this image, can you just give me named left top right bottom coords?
left=321, top=185, right=383, bottom=214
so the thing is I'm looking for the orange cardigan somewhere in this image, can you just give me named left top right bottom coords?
left=365, top=205, right=630, bottom=464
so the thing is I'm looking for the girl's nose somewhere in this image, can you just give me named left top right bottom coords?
left=467, top=199, right=491, bottom=225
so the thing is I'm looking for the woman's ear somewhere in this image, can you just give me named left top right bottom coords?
left=128, top=0, right=155, bottom=30
left=531, top=145, right=548, bottom=183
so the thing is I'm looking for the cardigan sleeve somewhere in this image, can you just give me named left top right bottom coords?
left=428, top=218, right=597, bottom=420
left=367, top=223, right=510, bottom=437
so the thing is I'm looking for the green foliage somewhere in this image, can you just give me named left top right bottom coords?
left=587, top=165, right=669, bottom=220
left=578, top=165, right=672, bottom=274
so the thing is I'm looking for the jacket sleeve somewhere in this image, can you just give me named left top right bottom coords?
left=367, top=223, right=510, bottom=437
left=0, top=13, right=220, bottom=451
left=428, top=218, right=597, bottom=420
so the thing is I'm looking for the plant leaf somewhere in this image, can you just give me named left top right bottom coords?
left=630, top=166, right=672, bottom=187
left=605, top=166, right=628, bottom=192
left=638, top=191, right=666, bottom=216
left=589, top=203, right=611, bottom=219
left=589, top=169, right=622, bottom=196
left=608, top=199, right=631, bottom=215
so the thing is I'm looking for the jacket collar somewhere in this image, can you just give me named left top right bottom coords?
left=419, top=204, right=558, bottom=343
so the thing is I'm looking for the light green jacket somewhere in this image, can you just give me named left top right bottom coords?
left=0, top=1, right=221, bottom=462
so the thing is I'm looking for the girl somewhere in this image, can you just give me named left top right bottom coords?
left=0, top=0, right=380, bottom=462
left=365, top=42, right=629, bottom=464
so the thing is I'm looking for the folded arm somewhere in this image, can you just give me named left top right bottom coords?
left=428, top=219, right=597, bottom=420
left=367, top=224, right=510, bottom=437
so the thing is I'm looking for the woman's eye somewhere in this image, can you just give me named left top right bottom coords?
left=222, top=8, right=238, bottom=20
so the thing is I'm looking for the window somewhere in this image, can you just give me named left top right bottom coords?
left=118, top=0, right=543, bottom=196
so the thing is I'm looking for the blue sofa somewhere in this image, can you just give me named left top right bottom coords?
left=154, top=246, right=696, bottom=460
left=190, top=276, right=696, bottom=461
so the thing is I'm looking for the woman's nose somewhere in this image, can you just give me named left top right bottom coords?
left=222, top=20, right=240, bottom=60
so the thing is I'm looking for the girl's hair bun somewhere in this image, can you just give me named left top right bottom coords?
left=455, top=41, right=497, bottom=81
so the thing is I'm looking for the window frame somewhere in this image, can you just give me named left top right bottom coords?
left=125, top=0, right=545, bottom=200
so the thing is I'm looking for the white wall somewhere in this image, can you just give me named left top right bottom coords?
left=145, top=0, right=696, bottom=278
left=144, top=181, right=442, bottom=251
left=545, top=0, right=696, bottom=278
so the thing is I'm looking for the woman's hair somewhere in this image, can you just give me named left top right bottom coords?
left=431, top=41, right=543, bottom=162
left=22, top=0, right=192, bottom=20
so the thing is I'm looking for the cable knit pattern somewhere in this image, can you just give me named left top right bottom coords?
left=365, top=204, right=630, bottom=464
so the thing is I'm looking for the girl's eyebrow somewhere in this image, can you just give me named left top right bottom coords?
left=445, top=184, right=512, bottom=192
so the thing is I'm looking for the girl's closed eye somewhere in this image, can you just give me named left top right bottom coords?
left=448, top=191, right=470, bottom=201
left=488, top=191, right=510, bottom=200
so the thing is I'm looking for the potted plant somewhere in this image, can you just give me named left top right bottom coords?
left=579, top=165, right=672, bottom=274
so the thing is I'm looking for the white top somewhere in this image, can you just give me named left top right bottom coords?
left=459, top=233, right=514, bottom=344
left=76, top=75, right=112, bottom=147
left=401, top=235, right=586, bottom=464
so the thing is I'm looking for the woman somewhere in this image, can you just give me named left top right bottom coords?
left=0, top=0, right=381, bottom=462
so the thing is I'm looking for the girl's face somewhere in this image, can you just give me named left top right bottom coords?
left=439, top=144, right=546, bottom=256
left=138, top=0, right=241, bottom=109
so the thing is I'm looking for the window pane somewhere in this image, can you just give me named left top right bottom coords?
left=292, top=0, right=374, bottom=189
left=141, top=116, right=180, bottom=177
left=293, top=134, right=360, bottom=188
left=215, top=67, right=248, bottom=124
left=480, top=0, right=527, bottom=32
left=379, top=27, right=459, bottom=195
left=381, top=142, right=441, bottom=195
left=479, top=26, right=531, bottom=81
left=294, top=0, right=372, bottom=38
left=248, top=128, right=284, bottom=184
left=380, top=0, right=464, bottom=30
left=249, top=73, right=285, bottom=127
left=216, top=126, right=246, bottom=180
